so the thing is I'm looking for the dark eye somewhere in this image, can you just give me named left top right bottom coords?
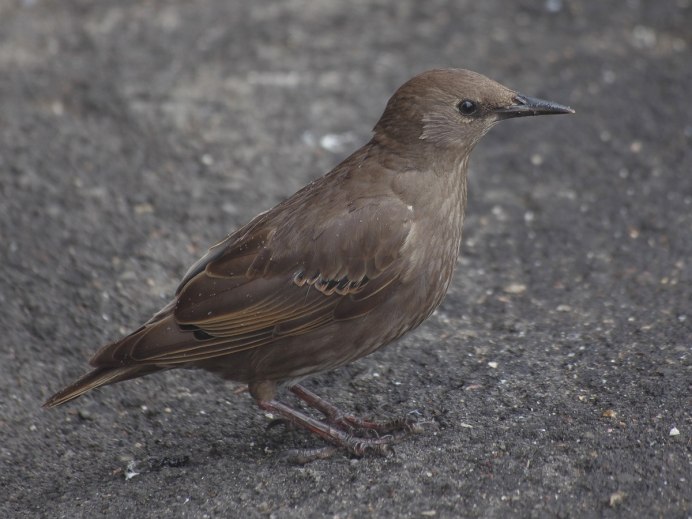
left=457, top=100, right=477, bottom=115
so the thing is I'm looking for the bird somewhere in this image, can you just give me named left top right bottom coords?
left=44, top=68, right=573, bottom=460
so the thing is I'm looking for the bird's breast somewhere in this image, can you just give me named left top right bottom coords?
left=397, top=169, right=467, bottom=321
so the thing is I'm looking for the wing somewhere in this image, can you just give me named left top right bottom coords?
left=89, top=193, right=414, bottom=367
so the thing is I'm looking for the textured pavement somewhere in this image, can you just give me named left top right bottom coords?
left=1, top=1, right=690, bottom=517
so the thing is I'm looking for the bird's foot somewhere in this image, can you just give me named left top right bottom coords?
left=258, top=385, right=431, bottom=462
left=329, top=409, right=426, bottom=436
left=290, top=384, right=426, bottom=436
left=280, top=438, right=395, bottom=464
left=258, top=398, right=403, bottom=462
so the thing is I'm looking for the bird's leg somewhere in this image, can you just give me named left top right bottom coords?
left=289, top=384, right=424, bottom=435
left=257, top=399, right=397, bottom=460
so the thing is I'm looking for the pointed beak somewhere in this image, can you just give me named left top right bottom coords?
left=496, top=94, right=575, bottom=119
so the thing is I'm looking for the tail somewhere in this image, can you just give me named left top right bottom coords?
left=43, top=365, right=158, bottom=408
left=44, top=302, right=178, bottom=408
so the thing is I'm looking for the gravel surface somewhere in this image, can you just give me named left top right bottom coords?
left=1, top=1, right=690, bottom=517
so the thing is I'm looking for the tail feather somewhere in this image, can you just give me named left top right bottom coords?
left=43, top=365, right=157, bottom=408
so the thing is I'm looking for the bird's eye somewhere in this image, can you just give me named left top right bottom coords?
left=457, top=100, right=477, bottom=116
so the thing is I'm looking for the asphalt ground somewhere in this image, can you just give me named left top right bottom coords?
left=1, top=1, right=690, bottom=517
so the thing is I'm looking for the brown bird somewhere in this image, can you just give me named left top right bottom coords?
left=44, top=69, right=573, bottom=459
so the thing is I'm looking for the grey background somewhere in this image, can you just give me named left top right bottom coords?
left=1, top=0, right=690, bottom=517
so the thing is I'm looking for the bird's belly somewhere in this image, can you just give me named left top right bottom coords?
left=202, top=259, right=456, bottom=384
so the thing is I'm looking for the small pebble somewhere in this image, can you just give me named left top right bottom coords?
left=201, top=154, right=214, bottom=166
left=609, top=491, right=626, bottom=507
left=504, top=283, right=526, bottom=294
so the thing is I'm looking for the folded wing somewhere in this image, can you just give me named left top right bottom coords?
left=89, top=195, right=413, bottom=368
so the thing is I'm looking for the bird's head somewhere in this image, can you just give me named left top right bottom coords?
left=373, top=68, right=574, bottom=153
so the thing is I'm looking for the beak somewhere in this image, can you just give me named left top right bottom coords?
left=496, top=94, right=575, bottom=119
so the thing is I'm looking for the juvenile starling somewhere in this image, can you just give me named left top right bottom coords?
left=44, top=69, right=573, bottom=458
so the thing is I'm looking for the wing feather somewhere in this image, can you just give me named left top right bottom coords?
left=91, top=182, right=415, bottom=368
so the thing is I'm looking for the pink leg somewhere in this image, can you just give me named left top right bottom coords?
left=257, top=399, right=397, bottom=461
left=290, top=384, right=424, bottom=435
